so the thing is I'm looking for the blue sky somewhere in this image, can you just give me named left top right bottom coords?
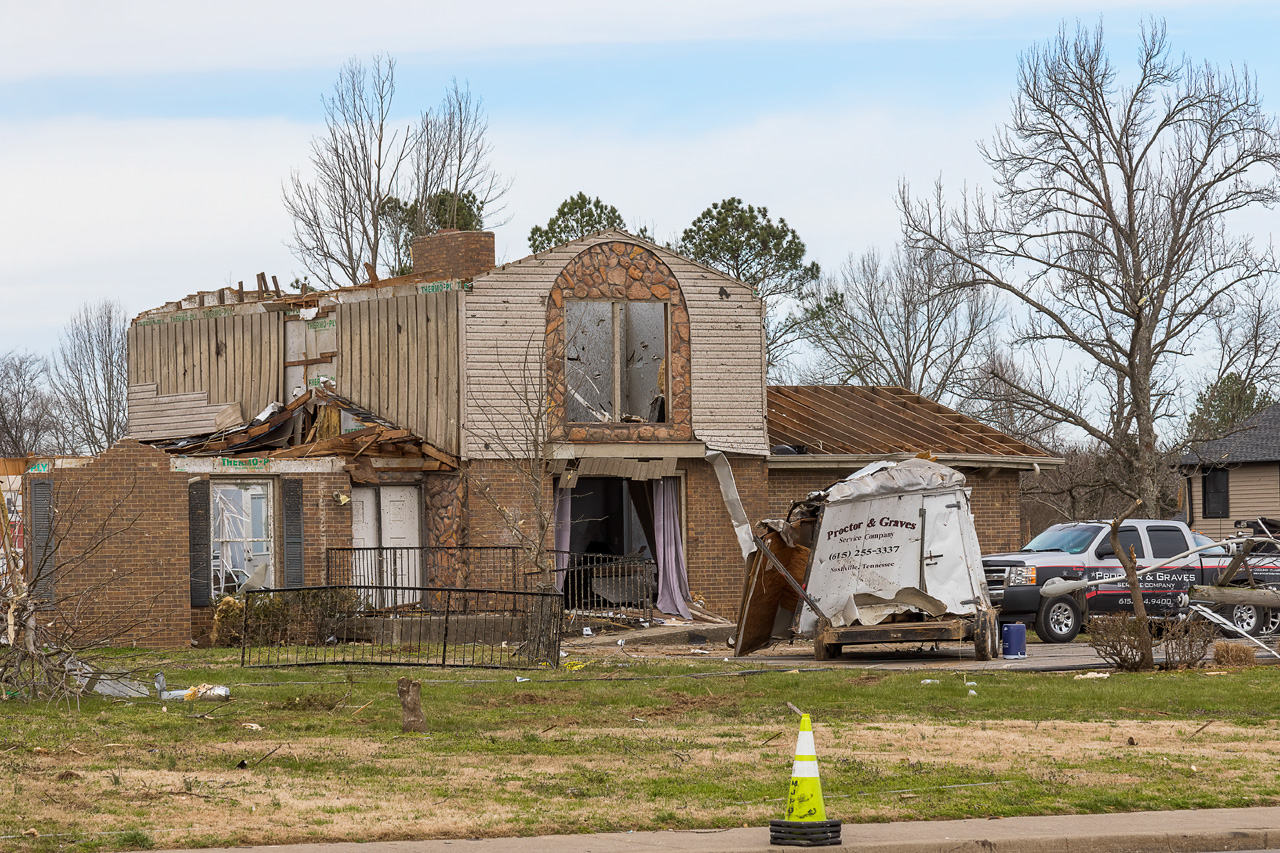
left=2, top=1, right=1279, bottom=355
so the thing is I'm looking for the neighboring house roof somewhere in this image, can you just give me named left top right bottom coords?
left=767, top=385, right=1060, bottom=467
left=1181, top=403, right=1280, bottom=466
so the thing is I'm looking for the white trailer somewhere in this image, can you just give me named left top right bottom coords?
left=735, top=458, right=999, bottom=661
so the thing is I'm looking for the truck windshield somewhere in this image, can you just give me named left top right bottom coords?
left=1022, top=524, right=1105, bottom=554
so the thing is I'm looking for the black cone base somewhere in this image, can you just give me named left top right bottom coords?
left=769, top=819, right=842, bottom=847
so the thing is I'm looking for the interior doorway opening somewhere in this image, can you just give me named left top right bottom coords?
left=555, top=474, right=691, bottom=619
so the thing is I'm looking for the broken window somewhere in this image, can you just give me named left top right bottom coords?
left=565, top=301, right=667, bottom=423
left=211, top=481, right=273, bottom=595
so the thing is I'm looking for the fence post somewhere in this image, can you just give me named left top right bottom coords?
left=441, top=590, right=451, bottom=667
left=240, top=592, right=251, bottom=666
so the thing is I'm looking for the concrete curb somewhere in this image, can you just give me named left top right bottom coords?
left=155, top=806, right=1280, bottom=853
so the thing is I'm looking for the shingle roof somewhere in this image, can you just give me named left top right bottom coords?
left=766, top=385, right=1056, bottom=459
left=1182, top=402, right=1280, bottom=466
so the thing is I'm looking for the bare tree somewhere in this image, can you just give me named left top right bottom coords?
left=796, top=245, right=1001, bottom=405
left=960, top=349, right=1062, bottom=448
left=901, top=20, right=1280, bottom=514
left=48, top=300, right=128, bottom=455
left=284, top=55, right=418, bottom=289
left=411, top=80, right=510, bottom=234
left=0, top=351, right=58, bottom=457
left=285, top=66, right=509, bottom=288
left=678, top=198, right=819, bottom=380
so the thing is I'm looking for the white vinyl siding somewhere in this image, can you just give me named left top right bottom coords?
left=462, top=231, right=769, bottom=459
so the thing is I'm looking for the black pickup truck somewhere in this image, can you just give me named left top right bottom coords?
left=982, top=519, right=1280, bottom=642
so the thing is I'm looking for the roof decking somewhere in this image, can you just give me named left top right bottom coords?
left=767, top=385, right=1058, bottom=465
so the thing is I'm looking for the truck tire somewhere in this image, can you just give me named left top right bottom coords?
left=1226, top=603, right=1270, bottom=637
left=1034, top=595, right=1081, bottom=643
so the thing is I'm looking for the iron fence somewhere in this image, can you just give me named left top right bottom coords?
left=549, top=552, right=657, bottom=627
left=326, top=546, right=528, bottom=593
left=240, top=584, right=562, bottom=669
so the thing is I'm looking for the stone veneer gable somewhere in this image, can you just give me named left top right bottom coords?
left=544, top=241, right=693, bottom=443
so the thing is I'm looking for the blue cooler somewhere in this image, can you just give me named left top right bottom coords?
left=1002, top=623, right=1027, bottom=659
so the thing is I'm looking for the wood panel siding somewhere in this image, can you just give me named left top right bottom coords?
left=126, top=384, right=242, bottom=440
left=127, top=313, right=283, bottom=437
left=1187, top=462, right=1280, bottom=539
left=462, top=231, right=768, bottom=459
left=336, top=291, right=460, bottom=455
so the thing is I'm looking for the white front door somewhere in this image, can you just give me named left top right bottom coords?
left=351, top=486, right=379, bottom=548
left=349, top=486, right=422, bottom=603
left=380, top=486, right=422, bottom=596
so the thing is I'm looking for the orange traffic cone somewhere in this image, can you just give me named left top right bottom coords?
left=769, top=713, right=841, bottom=846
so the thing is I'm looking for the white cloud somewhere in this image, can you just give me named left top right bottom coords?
left=490, top=99, right=1004, bottom=272
left=0, top=0, right=1219, bottom=81
left=0, top=116, right=313, bottom=352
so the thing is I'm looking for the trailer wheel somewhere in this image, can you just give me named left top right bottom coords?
left=1034, top=596, right=1081, bottom=643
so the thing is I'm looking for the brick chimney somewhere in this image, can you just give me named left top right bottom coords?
left=410, top=230, right=496, bottom=281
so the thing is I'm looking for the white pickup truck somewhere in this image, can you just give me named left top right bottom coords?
left=982, top=518, right=1280, bottom=642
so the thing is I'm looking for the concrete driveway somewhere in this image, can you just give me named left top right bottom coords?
left=560, top=622, right=1279, bottom=672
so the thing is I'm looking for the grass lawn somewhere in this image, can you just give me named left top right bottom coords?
left=3, top=648, right=1279, bottom=852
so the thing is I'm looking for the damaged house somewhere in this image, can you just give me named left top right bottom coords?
left=24, top=231, right=1061, bottom=651
left=27, top=230, right=770, bottom=647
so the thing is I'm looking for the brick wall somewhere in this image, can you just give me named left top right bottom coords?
left=34, top=445, right=356, bottom=650
left=962, top=469, right=1023, bottom=554
left=682, top=455, right=767, bottom=619
left=461, top=456, right=766, bottom=618
left=297, top=472, right=353, bottom=586
left=34, top=441, right=190, bottom=649
left=461, top=459, right=549, bottom=588
left=767, top=465, right=1025, bottom=556
left=410, top=230, right=495, bottom=281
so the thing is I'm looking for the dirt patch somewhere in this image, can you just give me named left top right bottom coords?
left=482, top=692, right=568, bottom=707
left=641, top=688, right=747, bottom=719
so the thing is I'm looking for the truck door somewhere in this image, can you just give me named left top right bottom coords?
left=1140, top=525, right=1198, bottom=615
left=1085, top=526, right=1145, bottom=615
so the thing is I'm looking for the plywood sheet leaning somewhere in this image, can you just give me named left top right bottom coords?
left=734, top=528, right=810, bottom=657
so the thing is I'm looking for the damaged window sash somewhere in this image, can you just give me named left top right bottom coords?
left=565, top=300, right=668, bottom=425
left=211, top=480, right=274, bottom=595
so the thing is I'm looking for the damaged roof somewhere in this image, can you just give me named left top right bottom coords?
left=146, top=385, right=457, bottom=474
left=767, top=385, right=1059, bottom=464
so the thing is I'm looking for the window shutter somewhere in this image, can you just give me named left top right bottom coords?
left=282, top=478, right=304, bottom=588
left=189, top=480, right=211, bottom=607
left=27, top=479, right=54, bottom=603
left=1203, top=469, right=1229, bottom=519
